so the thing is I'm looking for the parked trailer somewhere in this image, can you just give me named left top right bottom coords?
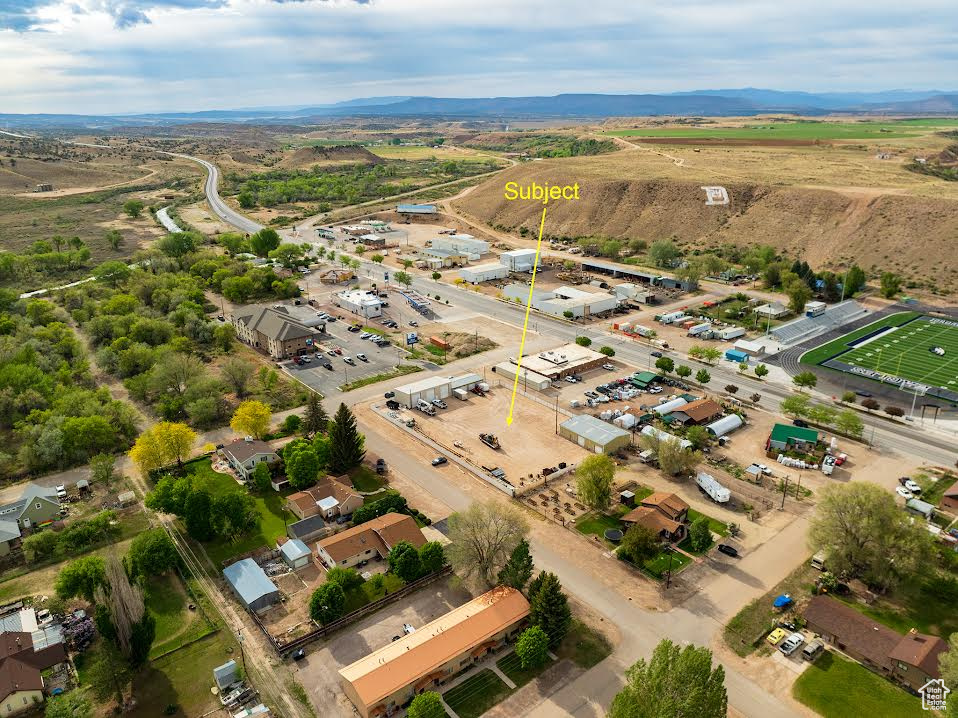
left=453, top=388, right=469, bottom=401
left=632, top=325, right=655, bottom=338
left=716, top=326, right=746, bottom=341
left=688, top=322, right=713, bottom=337
left=696, top=472, right=731, bottom=503
left=656, top=311, right=686, bottom=325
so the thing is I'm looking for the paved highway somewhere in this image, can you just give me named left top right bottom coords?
left=162, top=151, right=263, bottom=234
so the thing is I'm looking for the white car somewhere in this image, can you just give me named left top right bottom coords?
left=356, top=353, right=368, bottom=362
left=565, top=376, right=577, bottom=383
left=895, top=486, right=914, bottom=500
left=903, top=479, right=921, bottom=493
left=55, top=485, right=67, bottom=499
left=344, top=357, right=355, bottom=365
left=779, top=633, right=805, bottom=656
left=602, top=364, right=615, bottom=371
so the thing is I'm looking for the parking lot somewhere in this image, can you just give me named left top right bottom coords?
left=285, top=315, right=405, bottom=395
left=291, top=576, right=473, bottom=717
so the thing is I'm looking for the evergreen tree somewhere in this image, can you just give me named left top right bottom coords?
left=497, top=538, right=534, bottom=591
left=528, top=571, right=571, bottom=648
left=327, top=403, right=365, bottom=474
left=303, top=393, right=329, bottom=436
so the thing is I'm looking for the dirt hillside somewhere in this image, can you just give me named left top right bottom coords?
left=453, top=159, right=958, bottom=297
left=277, top=145, right=383, bottom=169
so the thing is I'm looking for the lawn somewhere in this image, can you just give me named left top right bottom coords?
left=555, top=619, right=613, bottom=669
left=792, top=651, right=923, bottom=718
left=574, top=512, right=623, bottom=538
left=342, top=573, right=405, bottom=614
left=145, top=573, right=216, bottom=659
left=799, top=312, right=920, bottom=366
left=724, top=563, right=819, bottom=657
left=834, top=573, right=958, bottom=639
left=185, top=459, right=290, bottom=567
left=642, top=548, right=691, bottom=578
left=340, top=364, right=421, bottom=392
left=443, top=669, right=512, bottom=718
left=496, top=651, right=555, bottom=689
left=349, top=466, right=386, bottom=493
left=602, top=120, right=958, bottom=141
left=687, top=508, right=730, bottom=537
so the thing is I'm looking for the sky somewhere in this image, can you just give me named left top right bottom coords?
left=1, top=0, right=956, bottom=114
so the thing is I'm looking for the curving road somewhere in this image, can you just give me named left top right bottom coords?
left=164, top=152, right=263, bottom=234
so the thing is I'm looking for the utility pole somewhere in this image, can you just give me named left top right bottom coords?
left=780, top=475, right=790, bottom=510
left=665, top=547, right=675, bottom=589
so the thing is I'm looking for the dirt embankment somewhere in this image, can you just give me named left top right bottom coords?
left=277, top=145, right=384, bottom=169
left=453, top=161, right=958, bottom=296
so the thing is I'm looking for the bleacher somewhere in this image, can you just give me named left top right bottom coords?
left=771, top=301, right=868, bottom=345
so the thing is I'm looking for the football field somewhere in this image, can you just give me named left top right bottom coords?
left=804, top=313, right=958, bottom=400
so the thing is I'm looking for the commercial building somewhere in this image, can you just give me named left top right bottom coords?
left=733, top=339, right=766, bottom=356
left=316, top=513, right=426, bottom=570
left=611, top=283, right=658, bottom=304
left=459, top=262, right=509, bottom=284
left=223, top=559, right=280, bottom=614
left=500, top=248, right=539, bottom=271
left=804, top=596, right=949, bottom=692
left=513, top=343, right=607, bottom=381
left=755, top=303, right=789, bottom=319
left=339, top=586, right=530, bottom=718
left=766, top=423, right=819, bottom=452
left=278, top=539, right=312, bottom=570
left=272, top=304, right=327, bottom=329
left=232, top=306, right=324, bottom=359
left=724, top=349, right=749, bottom=363
left=337, top=290, right=383, bottom=319
left=706, top=414, right=744, bottom=438
left=559, top=415, right=631, bottom=454
left=392, top=373, right=481, bottom=408
left=492, top=363, right=552, bottom=392
left=432, top=235, right=489, bottom=258
left=221, top=439, right=279, bottom=481
left=420, top=247, right=469, bottom=268
left=358, top=234, right=387, bottom=247
left=502, top=284, right=619, bottom=319
left=396, top=203, right=437, bottom=215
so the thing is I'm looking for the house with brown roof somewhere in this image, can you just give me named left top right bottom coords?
left=339, top=586, right=530, bottom=718
left=317, top=514, right=426, bottom=570
left=286, top=477, right=363, bottom=520
left=0, top=632, right=68, bottom=715
left=621, top=492, right=690, bottom=542
left=668, top=398, right=724, bottom=426
left=940, top=480, right=958, bottom=511
left=221, top=439, right=279, bottom=481
left=804, top=596, right=950, bottom=691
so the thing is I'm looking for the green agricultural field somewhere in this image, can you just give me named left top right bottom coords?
left=802, top=313, right=958, bottom=398
left=604, top=119, right=958, bottom=141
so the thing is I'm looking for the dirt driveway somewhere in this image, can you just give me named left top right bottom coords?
left=290, top=576, right=473, bottom=717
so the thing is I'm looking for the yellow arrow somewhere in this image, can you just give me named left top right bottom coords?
left=507, top=206, right=548, bottom=426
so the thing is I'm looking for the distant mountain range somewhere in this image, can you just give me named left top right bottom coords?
left=1, top=90, right=956, bottom=129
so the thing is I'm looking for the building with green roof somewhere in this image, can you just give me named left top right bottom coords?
left=767, top=423, right=820, bottom=452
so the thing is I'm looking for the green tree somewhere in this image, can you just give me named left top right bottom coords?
left=515, top=625, right=550, bottom=669
left=563, top=310, right=574, bottom=319
left=575, top=454, right=616, bottom=511
left=431, top=271, right=441, bottom=281
left=388, top=540, right=423, bottom=582
left=738, top=362, right=749, bottom=375
left=94, top=260, right=132, bottom=287
left=880, top=271, right=901, bottom=299
left=676, top=365, right=692, bottom=379
left=23, top=531, right=59, bottom=562
left=310, top=582, right=346, bottom=624
left=599, top=346, right=615, bottom=357
left=575, top=336, right=592, bottom=347
left=327, top=402, right=365, bottom=474
left=792, top=371, right=818, bottom=390
left=394, top=271, right=412, bottom=287
left=938, top=634, right=958, bottom=718
left=122, top=200, right=144, bottom=219
left=655, top=357, right=674, bottom=375
left=249, top=228, right=281, bottom=257
left=221, top=358, right=254, bottom=398
left=608, top=639, right=726, bottom=718
left=157, top=232, right=198, bottom=258
left=218, top=232, right=247, bottom=255
left=688, top=517, right=712, bottom=552
left=786, top=282, right=813, bottom=315
left=44, top=692, right=93, bottom=718
left=105, top=229, right=123, bottom=250
left=419, top=541, right=447, bottom=575
left=528, top=571, right=571, bottom=648
left=620, top=524, right=660, bottom=564
left=648, top=239, right=681, bottom=268
left=184, top=488, right=214, bottom=541
left=447, top=501, right=529, bottom=589
left=269, top=243, right=305, bottom=268
left=230, top=400, right=272, bottom=439
left=808, top=405, right=837, bottom=427
left=303, top=393, right=329, bottom=435
left=754, top=364, right=769, bottom=380
left=251, top=461, right=272, bottom=493
left=695, top=369, right=711, bottom=385
left=129, top=529, right=179, bottom=578
left=407, top=692, right=445, bottom=718
left=780, top=394, right=811, bottom=417
left=809, top=482, right=932, bottom=591
left=497, top=538, right=534, bottom=592
left=845, top=265, right=867, bottom=296
left=685, top=425, right=710, bottom=450
left=55, top=556, right=106, bottom=602
left=324, top=566, right=363, bottom=591
left=841, top=391, right=856, bottom=404
left=835, top=409, right=864, bottom=438
left=128, top=612, right=156, bottom=668
left=370, top=254, right=385, bottom=264
left=286, top=446, right=320, bottom=490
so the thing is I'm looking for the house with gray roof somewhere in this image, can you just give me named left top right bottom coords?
left=0, top=484, right=61, bottom=556
left=287, top=515, right=328, bottom=544
left=231, top=305, right=324, bottom=359
left=223, top=559, right=280, bottom=614
left=221, top=439, right=280, bottom=481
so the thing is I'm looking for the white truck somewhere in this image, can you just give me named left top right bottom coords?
left=416, top=399, right=436, bottom=416
left=696, top=472, right=731, bottom=503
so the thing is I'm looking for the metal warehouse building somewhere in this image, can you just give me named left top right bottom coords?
left=432, top=235, right=489, bottom=258
left=559, top=415, right=631, bottom=454
left=518, top=344, right=608, bottom=379
left=500, top=249, right=539, bottom=271
left=393, top=373, right=482, bottom=407
left=459, top=262, right=509, bottom=284
left=397, top=203, right=436, bottom=215
left=223, top=558, right=280, bottom=614
left=492, top=362, right=553, bottom=392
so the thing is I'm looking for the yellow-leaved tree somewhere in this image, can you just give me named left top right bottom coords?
left=230, top=400, right=272, bottom=440
left=129, top=422, right=197, bottom=476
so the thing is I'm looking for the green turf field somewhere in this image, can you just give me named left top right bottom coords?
left=804, top=313, right=958, bottom=395
left=603, top=119, right=958, bottom=141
